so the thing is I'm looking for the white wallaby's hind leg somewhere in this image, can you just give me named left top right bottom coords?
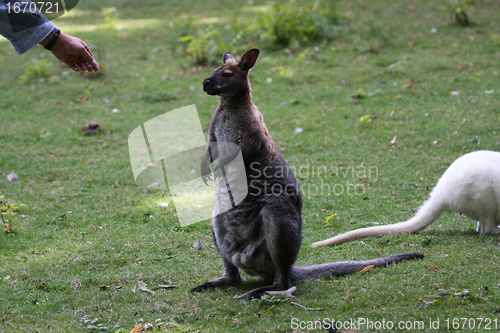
left=477, top=219, right=500, bottom=234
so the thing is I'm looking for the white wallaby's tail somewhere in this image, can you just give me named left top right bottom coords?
left=312, top=196, right=446, bottom=247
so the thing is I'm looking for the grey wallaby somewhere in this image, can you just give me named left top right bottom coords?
left=191, top=49, right=424, bottom=298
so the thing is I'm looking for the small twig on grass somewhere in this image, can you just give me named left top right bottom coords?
left=235, top=286, right=296, bottom=299
left=235, top=287, right=263, bottom=299
left=95, top=305, right=108, bottom=321
left=156, top=284, right=179, bottom=289
left=388, top=185, right=431, bottom=190
left=290, top=301, right=324, bottom=311
left=205, top=312, right=217, bottom=320
left=265, top=286, right=296, bottom=298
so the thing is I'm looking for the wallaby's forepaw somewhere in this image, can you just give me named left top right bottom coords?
left=201, top=173, right=213, bottom=186
left=201, top=164, right=213, bottom=185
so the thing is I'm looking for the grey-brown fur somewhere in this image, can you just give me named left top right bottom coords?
left=191, top=49, right=423, bottom=298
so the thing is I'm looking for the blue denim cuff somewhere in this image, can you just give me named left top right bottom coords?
left=0, top=1, right=56, bottom=55
left=10, top=19, right=55, bottom=54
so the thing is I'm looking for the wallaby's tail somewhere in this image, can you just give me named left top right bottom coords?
left=291, top=252, right=424, bottom=282
left=311, top=195, right=446, bottom=247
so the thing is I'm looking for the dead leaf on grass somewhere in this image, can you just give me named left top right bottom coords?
left=403, top=80, right=417, bottom=88
left=3, top=223, right=14, bottom=233
left=82, top=121, right=101, bottom=135
left=358, top=265, right=374, bottom=274
left=129, top=324, right=142, bottom=333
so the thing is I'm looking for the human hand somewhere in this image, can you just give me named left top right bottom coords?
left=49, top=32, right=99, bottom=72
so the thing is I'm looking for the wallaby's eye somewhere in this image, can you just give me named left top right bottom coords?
left=222, top=72, right=232, bottom=78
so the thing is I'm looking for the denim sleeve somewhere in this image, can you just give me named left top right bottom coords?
left=0, top=1, right=55, bottom=54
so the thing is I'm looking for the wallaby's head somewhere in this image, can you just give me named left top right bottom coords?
left=202, top=49, right=259, bottom=97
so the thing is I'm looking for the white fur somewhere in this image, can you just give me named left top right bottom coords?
left=312, top=150, right=500, bottom=247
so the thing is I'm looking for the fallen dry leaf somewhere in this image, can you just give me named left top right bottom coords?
left=3, top=223, right=14, bottom=233
left=403, top=80, right=416, bottom=88
left=82, top=121, right=101, bottom=135
left=76, top=95, right=89, bottom=103
left=129, top=324, right=142, bottom=333
left=358, top=265, right=374, bottom=274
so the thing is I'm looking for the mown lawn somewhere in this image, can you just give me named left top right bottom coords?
left=1, top=0, right=499, bottom=332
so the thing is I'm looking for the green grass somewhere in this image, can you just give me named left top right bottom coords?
left=1, top=0, right=500, bottom=332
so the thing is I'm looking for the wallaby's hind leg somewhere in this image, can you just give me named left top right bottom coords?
left=191, top=257, right=242, bottom=292
left=260, top=199, right=302, bottom=293
left=477, top=218, right=500, bottom=235
left=236, top=199, right=302, bottom=300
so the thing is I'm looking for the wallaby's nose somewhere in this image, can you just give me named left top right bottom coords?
left=202, top=78, right=211, bottom=91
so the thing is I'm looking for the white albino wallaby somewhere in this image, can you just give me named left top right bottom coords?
left=312, top=150, right=500, bottom=247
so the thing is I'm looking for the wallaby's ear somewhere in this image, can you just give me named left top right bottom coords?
left=239, top=49, right=260, bottom=71
left=223, top=52, right=236, bottom=64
